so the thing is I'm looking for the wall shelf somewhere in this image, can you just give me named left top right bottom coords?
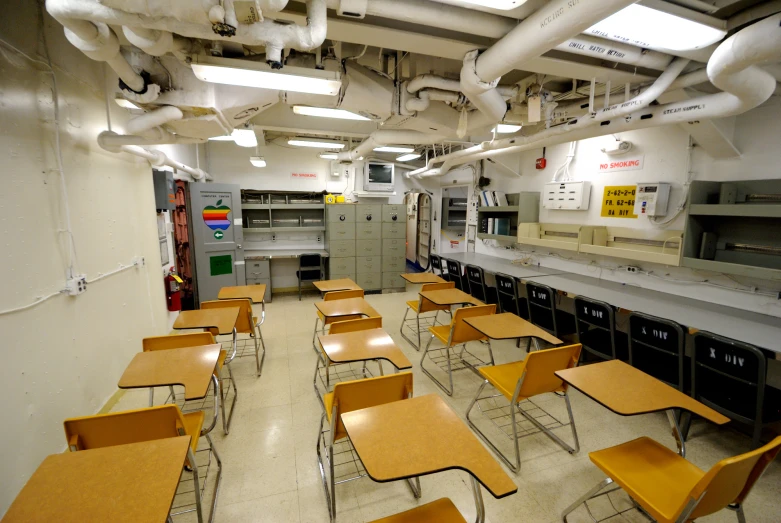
left=579, top=227, right=683, bottom=266
left=688, top=204, right=781, bottom=218
left=682, top=257, right=781, bottom=282
left=517, top=223, right=592, bottom=252
left=477, top=193, right=540, bottom=238
left=477, top=206, right=519, bottom=213
left=353, top=191, right=396, bottom=197
left=476, top=233, right=516, bottom=242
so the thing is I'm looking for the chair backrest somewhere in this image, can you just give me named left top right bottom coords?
left=142, top=332, right=216, bottom=352
left=686, top=436, right=781, bottom=520
left=465, top=265, right=487, bottom=302
left=692, top=331, right=766, bottom=423
left=447, top=304, right=496, bottom=345
left=324, top=289, right=365, bottom=301
left=63, top=405, right=186, bottom=451
left=495, top=273, right=520, bottom=316
left=526, top=282, right=558, bottom=334
left=430, top=254, right=443, bottom=274
left=574, top=296, right=617, bottom=360
left=330, top=372, right=413, bottom=440
left=200, top=298, right=254, bottom=335
left=329, top=316, right=382, bottom=334
left=519, top=344, right=582, bottom=398
left=628, top=312, right=685, bottom=390
left=445, top=259, right=462, bottom=278
left=418, top=282, right=455, bottom=313
left=300, top=254, right=322, bottom=269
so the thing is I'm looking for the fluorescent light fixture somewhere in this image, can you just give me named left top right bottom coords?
left=191, top=55, right=342, bottom=95
left=587, top=0, right=727, bottom=51
left=288, top=137, right=346, bottom=149
left=373, top=146, right=415, bottom=153
left=459, top=0, right=527, bottom=10
left=114, top=97, right=140, bottom=110
left=319, top=153, right=339, bottom=160
left=250, top=156, right=266, bottom=168
left=293, top=106, right=370, bottom=121
left=492, top=124, right=522, bottom=133
left=396, top=153, right=422, bottom=162
left=209, top=129, right=257, bottom=147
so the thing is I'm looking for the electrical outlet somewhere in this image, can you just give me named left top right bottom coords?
left=65, top=274, right=87, bottom=296
left=316, top=235, right=321, bottom=243
left=625, top=266, right=640, bottom=273
left=132, top=256, right=145, bottom=267
left=272, top=234, right=276, bottom=241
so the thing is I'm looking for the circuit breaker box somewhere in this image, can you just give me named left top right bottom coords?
left=153, top=170, right=175, bottom=212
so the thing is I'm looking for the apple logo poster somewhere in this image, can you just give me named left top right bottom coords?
left=203, top=195, right=232, bottom=231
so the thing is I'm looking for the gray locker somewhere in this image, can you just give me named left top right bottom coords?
left=356, top=222, right=382, bottom=239
left=382, top=204, right=405, bottom=222
left=327, top=205, right=355, bottom=223
left=382, top=222, right=407, bottom=238
left=329, top=240, right=356, bottom=258
left=382, top=256, right=407, bottom=272
left=357, top=256, right=382, bottom=274
left=382, top=238, right=405, bottom=257
left=327, top=221, right=356, bottom=241
left=357, top=239, right=382, bottom=256
left=382, top=272, right=406, bottom=289
left=329, top=257, right=355, bottom=274
left=357, top=272, right=382, bottom=290
left=356, top=204, right=382, bottom=222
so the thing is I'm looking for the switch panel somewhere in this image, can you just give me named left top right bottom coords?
left=634, top=183, right=671, bottom=217
left=542, top=181, right=592, bottom=211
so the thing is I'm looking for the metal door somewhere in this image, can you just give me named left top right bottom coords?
left=189, top=182, right=245, bottom=304
left=417, top=193, right=432, bottom=268
left=405, top=193, right=418, bottom=262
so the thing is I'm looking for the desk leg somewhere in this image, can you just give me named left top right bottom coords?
left=469, top=476, right=486, bottom=523
left=667, top=409, right=686, bottom=458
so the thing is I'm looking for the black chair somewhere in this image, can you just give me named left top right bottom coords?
left=629, top=312, right=686, bottom=391
left=574, top=296, right=629, bottom=362
left=685, top=331, right=781, bottom=449
left=495, top=273, right=535, bottom=350
left=296, top=253, right=324, bottom=301
left=526, top=282, right=577, bottom=343
left=444, top=258, right=467, bottom=292
left=430, top=254, right=449, bottom=281
left=464, top=265, right=497, bottom=304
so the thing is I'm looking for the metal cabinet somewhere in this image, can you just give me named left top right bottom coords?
left=357, top=239, right=382, bottom=256
left=382, top=204, right=408, bottom=290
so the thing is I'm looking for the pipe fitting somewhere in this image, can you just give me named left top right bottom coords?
left=460, top=49, right=507, bottom=123
left=122, top=26, right=174, bottom=57
left=63, top=21, right=119, bottom=61
left=126, top=106, right=184, bottom=135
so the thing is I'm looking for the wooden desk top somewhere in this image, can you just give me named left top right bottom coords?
left=401, top=273, right=446, bottom=284
left=315, top=298, right=380, bottom=319
left=218, top=284, right=266, bottom=303
left=173, top=308, right=239, bottom=335
left=556, top=360, right=730, bottom=423
left=341, top=394, right=517, bottom=499
left=313, top=278, right=362, bottom=292
left=419, top=288, right=484, bottom=307
left=3, top=437, right=190, bottom=523
left=118, top=345, right=221, bottom=400
left=465, top=313, right=562, bottom=344
left=318, top=328, right=412, bottom=369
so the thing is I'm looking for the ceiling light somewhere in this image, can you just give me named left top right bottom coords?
left=587, top=0, right=727, bottom=51
left=192, top=55, right=342, bottom=95
left=208, top=128, right=258, bottom=148
left=373, top=146, right=415, bottom=153
left=293, top=106, right=370, bottom=121
left=396, top=153, right=422, bottom=161
left=319, top=153, right=339, bottom=160
left=250, top=156, right=266, bottom=168
left=493, top=124, right=522, bottom=133
left=114, top=97, right=140, bottom=110
left=458, top=0, right=527, bottom=10
left=288, top=137, right=346, bottom=149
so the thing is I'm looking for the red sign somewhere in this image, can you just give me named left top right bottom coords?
left=292, top=173, right=318, bottom=179
left=598, top=156, right=644, bottom=173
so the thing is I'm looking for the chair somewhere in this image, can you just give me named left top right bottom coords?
left=430, top=254, right=448, bottom=281
left=684, top=331, right=781, bottom=449
left=316, top=373, right=418, bottom=521
left=466, top=344, right=582, bottom=473
left=562, top=434, right=781, bottom=523
left=420, top=304, right=496, bottom=396
left=201, top=298, right=266, bottom=377
left=63, top=405, right=222, bottom=523
left=465, top=264, right=498, bottom=305
left=444, top=258, right=467, bottom=292
left=312, top=289, right=366, bottom=348
left=495, top=273, right=533, bottom=350
left=142, top=332, right=236, bottom=436
left=574, top=296, right=628, bottom=362
left=297, top=253, right=324, bottom=300
left=368, top=499, right=466, bottom=522
left=628, top=312, right=686, bottom=391
left=526, top=282, right=577, bottom=343
left=399, top=281, right=455, bottom=350
left=314, top=316, right=384, bottom=408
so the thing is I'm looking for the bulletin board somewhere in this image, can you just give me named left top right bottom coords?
left=600, top=185, right=638, bottom=218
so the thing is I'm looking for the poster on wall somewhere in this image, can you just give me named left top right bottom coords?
left=600, top=185, right=638, bottom=218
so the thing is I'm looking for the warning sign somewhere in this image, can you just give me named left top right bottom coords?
left=292, top=172, right=318, bottom=179
left=598, top=156, right=644, bottom=173
left=601, top=185, right=638, bottom=219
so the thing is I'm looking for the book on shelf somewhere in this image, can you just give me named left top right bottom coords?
left=481, top=191, right=495, bottom=206
left=481, top=217, right=489, bottom=234
left=487, top=217, right=494, bottom=234
left=495, top=218, right=511, bottom=235
left=494, top=191, right=509, bottom=207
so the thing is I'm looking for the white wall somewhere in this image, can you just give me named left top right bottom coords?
left=0, top=5, right=195, bottom=514
left=472, top=98, right=781, bottom=319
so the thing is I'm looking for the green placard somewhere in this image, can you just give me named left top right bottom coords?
left=210, top=254, right=233, bottom=276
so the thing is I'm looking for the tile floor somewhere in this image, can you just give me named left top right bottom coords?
left=112, top=288, right=781, bottom=523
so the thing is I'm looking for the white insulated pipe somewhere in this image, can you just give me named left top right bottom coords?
left=554, top=34, right=673, bottom=71
left=405, top=89, right=462, bottom=112
left=336, top=130, right=445, bottom=161
left=98, top=129, right=205, bottom=148
left=125, top=106, right=184, bottom=135
left=118, top=145, right=210, bottom=180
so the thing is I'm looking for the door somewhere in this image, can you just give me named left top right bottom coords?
left=189, top=182, right=245, bottom=304
left=405, top=193, right=418, bottom=262
left=417, top=193, right=432, bottom=269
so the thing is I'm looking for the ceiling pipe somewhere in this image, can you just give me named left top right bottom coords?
left=336, top=130, right=446, bottom=161
left=98, top=129, right=206, bottom=148
left=460, top=0, right=637, bottom=122
left=405, top=89, right=462, bottom=113
left=419, top=13, right=781, bottom=177
left=125, top=106, right=184, bottom=135
left=554, top=34, right=674, bottom=71
left=116, top=145, right=211, bottom=180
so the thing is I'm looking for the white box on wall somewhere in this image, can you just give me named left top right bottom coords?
left=542, top=181, right=592, bottom=210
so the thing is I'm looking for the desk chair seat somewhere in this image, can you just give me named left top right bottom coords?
left=369, top=498, right=466, bottom=523
left=63, top=405, right=222, bottom=523
left=400, top=282, right=454, bottom=350
left=563, top=435, right=781, bottom=523
left=466, top=344, right=582, bottom=472
left=313, top=289, right=366, bottom=350
left=201, top=298, right=266, bottom=379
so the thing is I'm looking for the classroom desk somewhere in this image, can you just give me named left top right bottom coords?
left=400, top=273, right=446, bottom=284
left=118, top=345, right=222, bottom=435
left=218, top=284, right=266, bottom=303
left=173, top=308, right=240, bottom=336
left=465, top=312, right=563, bottom=345
left=342, top=394, right=517, bottom=521
left=3, top=437, right=191, bottom=523
left=556, top=360, right=730, bottom=457
left=419, top=288, right=484, bottom=307
left=448, top=252, right=781, bottom=354
left=315, top=297, right=380, bottom=321
left=313, top=278, right=362, bottom=293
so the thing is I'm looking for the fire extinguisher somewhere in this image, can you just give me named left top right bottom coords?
left=165, top=266, right=183, bottom=312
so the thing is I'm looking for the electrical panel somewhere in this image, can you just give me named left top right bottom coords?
left=153, top=170, right=175, bottom=211
left=542, top=181, right=592, bottom=211
left=330, top=161, right=354, bottom=179
left=634, top=183, right=671, bottom=217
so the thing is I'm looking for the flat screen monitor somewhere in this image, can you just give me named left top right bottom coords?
left=364, top=162, right=395, bottom=192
